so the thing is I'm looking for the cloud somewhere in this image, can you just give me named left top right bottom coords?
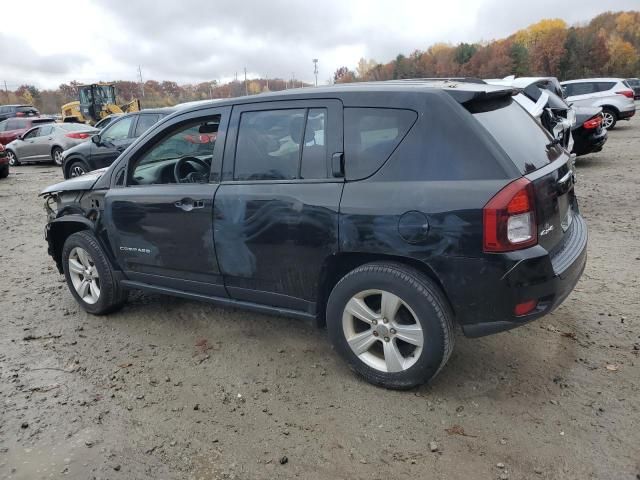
left=0, top=33, right=89, bottom=78
left=1, top=0, right=638, bottom=88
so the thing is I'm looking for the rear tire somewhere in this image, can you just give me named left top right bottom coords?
left=326, top=262, right=454, bottom=389
left=66, top=160, right=89, bottom=178
left=0, top=164, right=8, bottom=178
left=62, top=231, right=127, bottom=315
left=52, top=146, right=64, bottom=166
left=601, top=108, right=617, bottom=130
left=7, top=150, right=19, bottom=166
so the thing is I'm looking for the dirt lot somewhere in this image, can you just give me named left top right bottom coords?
left=1, top=116, right=639, bottom=480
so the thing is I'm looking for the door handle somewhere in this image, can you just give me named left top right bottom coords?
left=175, top=198, right=205, bottom=211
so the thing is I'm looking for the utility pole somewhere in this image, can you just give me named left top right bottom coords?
left=244, top=67, right=248, bottom=96
left=313, top=59, right=318, bottom=87
left=138, top=65, right=145, bottom=98
left=3, top=80, right=8, bottom=101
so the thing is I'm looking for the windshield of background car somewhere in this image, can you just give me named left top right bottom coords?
left=473, top=100, right=556, bottom=174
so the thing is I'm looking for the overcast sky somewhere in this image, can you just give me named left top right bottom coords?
left=1, top=0, right=637, bottom=90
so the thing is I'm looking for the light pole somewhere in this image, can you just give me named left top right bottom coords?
left=312, top=59, right=318, bottom=87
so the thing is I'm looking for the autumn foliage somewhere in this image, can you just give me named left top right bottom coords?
left=334, top=11, right=640, bottom=83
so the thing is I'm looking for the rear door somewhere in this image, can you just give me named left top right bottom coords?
left=564, top=82, right=597, bottom=108
left=31, top=124, right=55, bottom=160
left=214, top=100, right=343, bottom=312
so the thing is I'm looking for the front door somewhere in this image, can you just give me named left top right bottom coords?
left=104, top=106, right=230, bottom=297
left=214, top=100, right=343, bottom=312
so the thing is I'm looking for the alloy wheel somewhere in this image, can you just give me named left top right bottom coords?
left=342, top=289, right=424, bottom=373
left=68, top=247, right=101, bottom=304
left=7, top=151, right=17, bottom=166
left=602, top=111, right=614, bottom=129
left=53, top=149, right=63, bottom=166
left=70, top=164, right=86, bottom=177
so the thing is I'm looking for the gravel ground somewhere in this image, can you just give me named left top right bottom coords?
left=1, top=116, right=639, bottom=480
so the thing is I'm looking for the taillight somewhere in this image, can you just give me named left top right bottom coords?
left=616, top=90, right=634, bottom=99
left=583, top=115, right=602, bottom=129
left=514, top=300, right=538, bottom=316
left=65, top=132, right=91, bottom=139
left=483, top=177, right=537, bottom=252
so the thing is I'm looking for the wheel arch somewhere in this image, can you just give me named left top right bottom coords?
left=47, top=215, right=97, bottom=273
left=599, top=104, right=620, bottom=116
left=63, top=155, right=87, bottom=178
left=315, top=252, right=453, bottom=328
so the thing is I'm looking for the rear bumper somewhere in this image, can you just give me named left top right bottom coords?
left=432, top=214, right=588, bottom=337
left=572, top=127, right=607, bottom=156
left=619, top=106, right=636, bottom=119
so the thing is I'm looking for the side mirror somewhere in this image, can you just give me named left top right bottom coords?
left=92, top=134, right=102, bottom=145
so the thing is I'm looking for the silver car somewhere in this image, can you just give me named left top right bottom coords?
left=6, top=123, right=99, bottom=166
left=560, top=78, right=636, bottom=129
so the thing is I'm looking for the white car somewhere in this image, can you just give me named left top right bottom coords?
left=560, top=78, right=636, bottom=129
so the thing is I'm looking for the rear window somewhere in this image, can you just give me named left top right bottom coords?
left=344, top=108, right=417, bottom=180
left=473, top=101, right=553, bottom=174
left=32, top=118, right=54, bottom=125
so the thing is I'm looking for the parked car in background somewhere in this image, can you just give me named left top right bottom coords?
left=0, top=143, right=9, bottom=179
left=486, top=76, right=575, bottom=151
left=42, top=81, right=587, bottom=389
left=571, top=106, right=608, bottom=156
left=0, top=104, right=40, bottom=121
left=561, top=78, right=636, bottom=129
left=5, top=123, right=99, bottom=166
left=0, top=117, right=55, bottom=146
left=94, top=113, right=123, bottom=130
left=626, top=78, right=640, bottom=100
left=61, top=108, right=175, bottom=178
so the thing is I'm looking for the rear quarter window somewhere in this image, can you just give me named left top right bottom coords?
left=344, top=108, right=417, bottom=180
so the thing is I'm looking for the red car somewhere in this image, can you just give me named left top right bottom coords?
left=0, top=117, right=55, bottom=146
left=0, top=143, right=9, bottom=179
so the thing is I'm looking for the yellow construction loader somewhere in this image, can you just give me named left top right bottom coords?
left=61, top=83, right=141, bottom=124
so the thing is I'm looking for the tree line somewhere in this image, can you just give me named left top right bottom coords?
left=333, top=11, right=640, bottom=83
left=0, top=78, right=307, bottom=115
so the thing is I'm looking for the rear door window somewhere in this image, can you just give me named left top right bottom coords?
left=344, top=108, right=417, bottom=180
left=234, top=109, right=305, bottom=181
left=39, top=125, right=54, bottom=136
left=134, top=114, right=160, bottom=137
left=473, top=101, right=554, bottom=174
left=565, top=82, right=595, bottom=96
left=103, top=116, right=134, bottom=142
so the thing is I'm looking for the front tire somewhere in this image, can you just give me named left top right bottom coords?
left=66, top=160, right=89, bottom=178
left=326, top=262, right=454, bottom=389
left=7, top=150, right=19, bottom=166
left=52, top=147, right=64, bottom=166
left=601, top=108, right=617, bottom=130
left=62, top=231, right=127, bottom=315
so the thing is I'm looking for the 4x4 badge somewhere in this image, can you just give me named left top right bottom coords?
left=540, top=224, right=554, bottom=236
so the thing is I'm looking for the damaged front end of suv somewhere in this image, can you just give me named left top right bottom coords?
left=40, top=168, right=108, bottom=272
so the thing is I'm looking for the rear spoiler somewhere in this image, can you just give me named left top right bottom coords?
left=446, top=87, right=517, bottom=112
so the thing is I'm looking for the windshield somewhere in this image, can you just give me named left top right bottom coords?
left=473, top=100, right=559, bottom=174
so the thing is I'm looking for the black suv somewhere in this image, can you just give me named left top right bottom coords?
left=61, top=108, right=175, bottom=178
left=41, top=82, right=587, bottom=389
left=0, top=104, right=39, bottom=121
